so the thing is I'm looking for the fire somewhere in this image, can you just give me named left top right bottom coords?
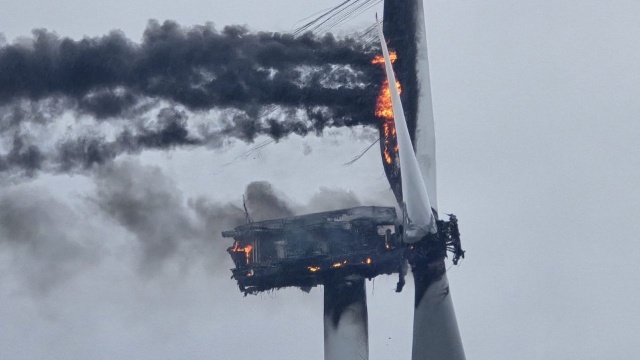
left=365, top=258, right=372, bottom=265
left=331, top=260, right=348, bottom=269
left=375, top=80, right=402, bottom=120
left=371, top=52, right=398, bottom=65
left=372, top=51, right=401, bottom=165
left=232, top=241, right=254, bottom=265
left=243, top=245, right=253, bottom=264
left=308, top=266, right=321, bottom=272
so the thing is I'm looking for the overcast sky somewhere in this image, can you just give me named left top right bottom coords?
left=1, top=1, right=639, bottom=359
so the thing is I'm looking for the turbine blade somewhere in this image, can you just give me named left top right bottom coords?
left=376, top=15, right=436, bottom=239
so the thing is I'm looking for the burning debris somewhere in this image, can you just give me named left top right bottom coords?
left=223, top=206, right=463, bottom=295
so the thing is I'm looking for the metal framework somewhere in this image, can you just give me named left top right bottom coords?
left=223, top=206, right=462, bottom=295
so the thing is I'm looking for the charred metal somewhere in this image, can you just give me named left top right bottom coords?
left=405, top=214, right=465, bottom=267
left=223, top=207, right=464, bottom=295
left=224, top=206, right=404, bottom=295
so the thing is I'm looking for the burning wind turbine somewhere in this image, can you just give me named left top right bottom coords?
left=223, top=4, right=466, bottom=360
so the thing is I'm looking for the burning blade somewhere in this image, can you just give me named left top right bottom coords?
left=372, top=52, right=401, bottom=167
left=376, top=15, right=437, bottom=240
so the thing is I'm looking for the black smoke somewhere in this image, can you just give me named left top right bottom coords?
left=0, top=20, right=385, bottom=176
left=244, top=181, right=294, bottom=221
left=0, top=20, right=379, bottom=114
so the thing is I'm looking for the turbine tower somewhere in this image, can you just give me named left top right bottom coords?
left=324, top=275, right=369, bottom=360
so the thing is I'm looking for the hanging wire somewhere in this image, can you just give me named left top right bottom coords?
left=292, top=0, right=383, bottom=36
left=315, top=0, right=382, bottom=34
left=291, top=0, right=384, bottom=86
left=343, top=138, right=379, bottom=166
left=291, top=1, right=386, bottom=168
left=292, top=0, right=352, bottom=35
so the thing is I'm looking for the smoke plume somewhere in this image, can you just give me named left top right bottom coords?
left=0, top=186, right=101, bottom=295
left=244, top=181, right=294, bottom=221
left=0, top=20, right=384, bottom=176
left=0, top=159, right=363, bottom=293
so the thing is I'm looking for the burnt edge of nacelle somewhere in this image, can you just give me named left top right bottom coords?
left=407, top=215, right=465, bottom=306
left=223, top=207, right=464, bottom=296
left=405, top=215, right=465, bottom=268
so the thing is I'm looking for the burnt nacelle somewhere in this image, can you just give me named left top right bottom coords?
left=223, top=206, right=463, bottom=295
left=223, top=206, right=405, bottom=295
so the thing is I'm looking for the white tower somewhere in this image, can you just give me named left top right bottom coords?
left=324, top=276, right=369, bottom=360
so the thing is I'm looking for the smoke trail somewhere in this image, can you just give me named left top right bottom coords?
left=0, top=186, right=101, bottom=295
left=0, top=158, right=364, bottom=293
left=0, top=21, right=378, bottom=114
left=0, top=20, right=385, bottom=176
left=243, top=181, right=294, bottom=221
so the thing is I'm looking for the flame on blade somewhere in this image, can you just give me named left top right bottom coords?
left=308, top=266, right=321, bottom=272
left=375, top=80, right=402, bottom=120
left=365, top=258, right=372, bottom=265
left=372, top=51, right=401, bottom=165
left=232, top=241, right=254, bottom=265
left=372, top=51, right=397, bottom=65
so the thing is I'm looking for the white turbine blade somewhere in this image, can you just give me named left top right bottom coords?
left=412, top=0, right=439, bottom=215
left=376, top=15, right=436, bottom=238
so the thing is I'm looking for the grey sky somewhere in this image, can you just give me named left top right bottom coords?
left=1, top=1, right=639, bottom=359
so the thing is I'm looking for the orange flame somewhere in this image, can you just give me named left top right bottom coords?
left=243, top=245, right=253, bottom=264
left=365, top=258, right=372, bottom=265
left=331, top=260, right=348, bottom=269
left=371, top=52, right=398, bottom=65
left=232, top=242, right=254, bottom=265
left=308, top=266, right=321, bottom=272
left=375, top=80, right=402, bottom=120
left=372, top=51, right=401, bottom=165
